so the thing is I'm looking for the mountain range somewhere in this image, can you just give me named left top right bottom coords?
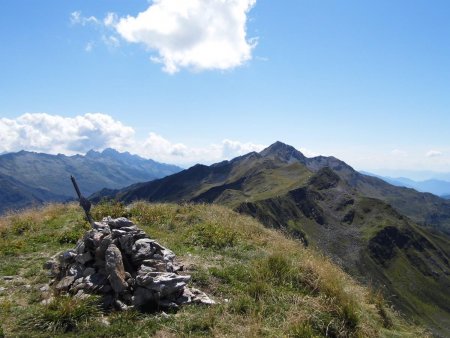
left=0, top=149, right=181, bottom=214
left=362, top=172, right=450, bottom=198
left=93, top=141, right=450, bottom=336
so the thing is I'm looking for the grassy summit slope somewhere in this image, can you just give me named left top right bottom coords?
left=236, top=170, right=450, bottom=336
left=94, top=142, right=450, bottom=336
left=0, top=203, right=426, bottom=337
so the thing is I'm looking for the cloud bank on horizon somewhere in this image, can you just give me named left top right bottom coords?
left=0, top=113, right=448, bottom=172
left=0, top=113, right=264, bottom=165
left=72, top=0, right=257, bottom=73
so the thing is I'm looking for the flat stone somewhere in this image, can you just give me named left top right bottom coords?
left=93, top=221, right=109, bottom=231
left=162, top=249, right=176, bottom=262
left=152, top=254, right=164, bottom=261
left=139, top=272, right=190, bottom=297
left=190, top=288, right=216, bottom=305
left=141, top=260, right=167, bottom=272
left=71, top=278, right=85, bottom=292
left=39, top=284, right=50, bottom=292
left=74, top=290, right=89, bottom=299
left=84, top=273, right=108, bottom=292
left=118, top=234, right=135, bottom=255
left=114, top=299, right=129, bottom=311
left=55, top=275, right=75, bottom=292
left=135, top=272, right=154, bottom=286
left=132, top=239, right=157, bottom=261
left=158, top=299, right=179, bottom=310
left=150, top=241, right=165, bottom=251
left=84, top=230, right=103, bottom=250
left=3, top=276, right=14, bottom=281
left=76, top=252, right=93, bottom=265
left=68, top=264, right=84, bottom=278
left=119, top=226, right=138, bottom=232
left=90, top=272, right=108, bottom=286
left=75, top=240, right=86, bottom=254
left=133, top=287, right=158, bottom=307
left=106, top=217, right=134, bottom=229
left=111, top=229, right=127, bottom=238
left=83, top=267, right=96, bottom=277
left=176, top=287, right=215, bottom=305
left=62, top=250, right=77, bottom=263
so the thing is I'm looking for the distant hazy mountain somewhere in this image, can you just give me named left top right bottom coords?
left=369, top=169, right=450, bottom=182
left=362, top=171, right=450, bottom=197
left=0, top=149, right=181, bottom=214
left=94, top=141, right=450, bottom=336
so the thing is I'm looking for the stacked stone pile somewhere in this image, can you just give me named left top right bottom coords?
left=45, top=216, right=214, bottom=310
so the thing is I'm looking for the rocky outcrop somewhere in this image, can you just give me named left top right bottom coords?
left=45, top=217, right=214, bottom=311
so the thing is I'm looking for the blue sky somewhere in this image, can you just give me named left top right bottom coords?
left=0, top=0, right=449, bottom=175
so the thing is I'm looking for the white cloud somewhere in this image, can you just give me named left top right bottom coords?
left=0, top=113, right=265, bottom=166
left=138, top=134, right=264, bottom=164
left=115, top=0, right=257, bottom=73
left=0, top=113, right=135, bottom=155
left=221, top=139, right=264, bottom=158
left=70, top=11, right=99, bottom=26
left=426, top=150, right=443, bottom=158
left=85, top=41, right=94, bottom=52
left=102, top=35, right=120, bottom=48
left=103, top=12, right=119, bottom=27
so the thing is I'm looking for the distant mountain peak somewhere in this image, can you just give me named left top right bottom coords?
left=260, top=141, right=306, bottom=162
left=101, top=148, right=122, bottom=156
left=86, top=148, right=132, bottom=160
left=85, top=149, right=100, bottom=157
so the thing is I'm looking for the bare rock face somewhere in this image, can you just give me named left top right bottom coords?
left=45, top=216, right=215, bottom=311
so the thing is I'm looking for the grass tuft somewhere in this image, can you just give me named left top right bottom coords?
left=189, top=222, right=239, bottom=249
left=91, top=199, right=132, bottom=220
left=25, top=296, right=102, bottom=333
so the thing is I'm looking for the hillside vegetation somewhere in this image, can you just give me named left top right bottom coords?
left=0, top=202, right=427, bottom=337
left=93, top=142, right=450, bottom=336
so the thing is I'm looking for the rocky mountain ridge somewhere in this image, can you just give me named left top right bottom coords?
left=0, top=149, right=181, bottom=214
left=92, top=141, right=450, bottom=336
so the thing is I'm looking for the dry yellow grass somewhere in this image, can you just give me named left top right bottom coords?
left=0, top=202, right=429, bottom=337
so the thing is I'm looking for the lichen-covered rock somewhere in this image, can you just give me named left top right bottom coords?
left=46, top=217, right=214, bottom=311
left=105, top=244, right=128, bottom=294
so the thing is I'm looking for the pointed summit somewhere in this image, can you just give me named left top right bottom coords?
left=260, top=141, right=307, bottom=163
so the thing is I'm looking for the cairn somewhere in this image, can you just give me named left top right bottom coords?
left=45, top=216, right=214, bottom=311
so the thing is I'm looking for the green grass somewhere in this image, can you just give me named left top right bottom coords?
left=0, top=202, right=429, bottom=337
left=24, top=296, right=102, bottom=333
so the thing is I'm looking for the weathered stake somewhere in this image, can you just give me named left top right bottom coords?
left=70, top=175, right=94, bottom=226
